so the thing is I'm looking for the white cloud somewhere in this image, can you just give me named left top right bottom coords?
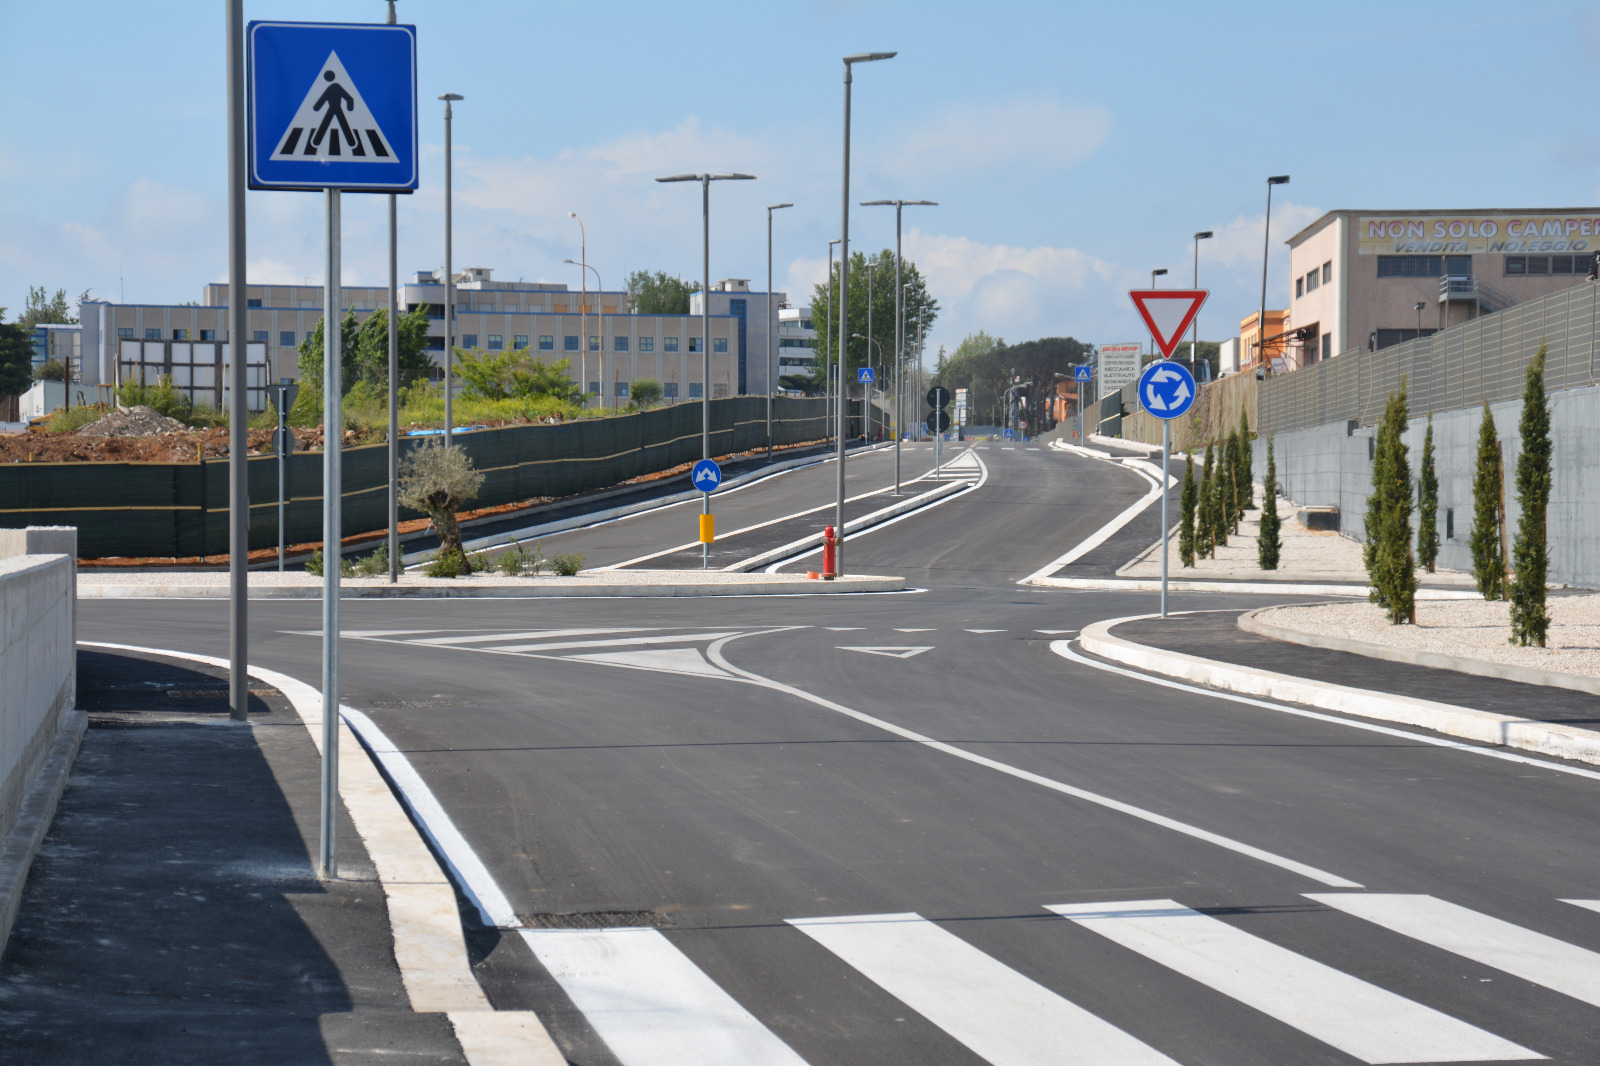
left=887, top=96, right=1110, bottom=179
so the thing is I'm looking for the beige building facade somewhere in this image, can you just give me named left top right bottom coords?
left=1284, top=209, right=1600, bottom=370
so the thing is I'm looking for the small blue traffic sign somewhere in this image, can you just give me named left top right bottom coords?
left=691, top=459, right=722, bottom=493
left=858, top=367, right=875, bottom=384
left=248, top=21, right=418, bottom=192
left=1137, top=360, right=1197, bottom=420
left=1074, top=365, right=1093, bottom=382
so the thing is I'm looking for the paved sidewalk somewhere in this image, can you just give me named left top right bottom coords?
left=0, top=649, right=466, bottom=1065
left=1112, top=610, right=1600, bottom=728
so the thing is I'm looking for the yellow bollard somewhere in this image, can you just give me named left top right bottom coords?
left=699, top=513, right=715, bottom=543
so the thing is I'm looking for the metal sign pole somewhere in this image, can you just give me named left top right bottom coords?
left=1160, top=418, right=1170, bottom=618
left=277, top=390, right=287, bottom=571
left=226, top=0, right=249, bottom=723
left=320, top=188, right=343, bottom=879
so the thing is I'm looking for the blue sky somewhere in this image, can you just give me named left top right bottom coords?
left=4, top=1, right=1599, bottom=358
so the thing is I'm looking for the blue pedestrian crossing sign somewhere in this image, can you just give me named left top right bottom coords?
left=1074, top=365, right=1093, bottom=382
left=248, top=21, right=418, bottom=192
left=858, top=367, right=875, bottom=384
left=1138, top=360, right=1197, bottom=420
left=691, top=459, right=723, bottom=493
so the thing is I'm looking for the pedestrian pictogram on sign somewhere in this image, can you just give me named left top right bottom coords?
left=272, top=51, right=393, bottom=161
left=1128, top=289, right=1208, bottom=358
left=858, top=367, right=874, bottom=384
left=1074, top=365, right=1092, bottom=382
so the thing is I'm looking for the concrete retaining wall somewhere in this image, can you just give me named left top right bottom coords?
left=1253, top=383, right=1600, bottom=588
left=0, top=530, right=77, bottom=854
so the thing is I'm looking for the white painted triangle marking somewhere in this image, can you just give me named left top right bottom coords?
left=271, top=51, right=394, bottom=162
left=416, top=627, right=661, bottom=646
left=839, top=646, right=933, bottom=659
left=564, top=647, right=731, bottom=679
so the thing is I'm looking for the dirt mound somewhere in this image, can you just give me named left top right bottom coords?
left=78, top=406, right=189, bottom=438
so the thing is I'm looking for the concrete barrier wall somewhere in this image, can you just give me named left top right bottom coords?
left=1253, top=383, right=1600, bottom=589
left=0, top=530, right=77, bottom=853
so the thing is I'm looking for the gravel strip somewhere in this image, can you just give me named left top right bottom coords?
left=1256, top=596, right=1600, bottom=680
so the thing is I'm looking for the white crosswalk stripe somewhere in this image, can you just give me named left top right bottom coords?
left=789, top=912, right=1177, bottom=1065
left=1047, top=899, right=1539, bottom=1063
left=1312, top=893, right=1600, bottom=1009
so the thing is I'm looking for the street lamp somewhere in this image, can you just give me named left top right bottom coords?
left=439, top=93, right=463, bottom=446
left=1150, top=267, right=1167, bottom=289
left=862, top=198, right=936, bottom=493
left=766, top=203, right=793, bottom=460
left=827, top=238, right=841, bottom=442
left=1192, top=230, right=1213, bottom=379
left=655, top=171, right=757, bottom=569
left=1415, top=300, right=1426, bottom=340
left=834, top=51, right=896, bottom=574
left=1259, top=175, right=1290, bottom=370
left=565, top=257, right=604, bottom=406
left=567, top=212, right=589, bottom=407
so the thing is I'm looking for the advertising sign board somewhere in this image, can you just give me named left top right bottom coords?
left=1099, top=342, right=1142, bottom=393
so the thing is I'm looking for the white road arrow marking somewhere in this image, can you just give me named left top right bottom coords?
left=839, top=646, right=933, bottom=659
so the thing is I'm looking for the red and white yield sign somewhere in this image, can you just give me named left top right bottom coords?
left=1129, top=289, right=1208, bottom=358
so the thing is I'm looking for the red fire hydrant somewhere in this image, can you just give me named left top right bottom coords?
left=820, top=524, right=838, bottom=580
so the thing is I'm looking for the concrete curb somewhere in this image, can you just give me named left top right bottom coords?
left=1027, top=574, right=1484, bottom=598
left=80, top=642, right=564, bottom=1066
left=728, top=479, right=969, bottom=572
left=77, top=575, right=904, bottom=599
left=1239, top=605, right=1600, bottom=698
left=1078, top=614, right=1600, bottom=768
left=0, top=708, right=87, bottom=957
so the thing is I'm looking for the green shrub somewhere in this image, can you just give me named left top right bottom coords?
left=1509, top=345, right=1551, bottom=647
left=1179, top=453, right=1196, bottom=568
left=1417, top=414, right=1440, bottom=574
left=117, top=374, right=192, bottom=420
left=48, top=403, right=110, bottom=434
left=1258, top=440, right=1281, bottom=571
left=550, top=552, right=586, bottom=577
left=305, top=547, right=356, bottom=577
left=1363, top=380, right=1416, bottom=624
left=1469, top=401, right=1505, bottom=600
left=424, top=548, right=466, bottom=578
left=351, top=544, right=389, bottom=577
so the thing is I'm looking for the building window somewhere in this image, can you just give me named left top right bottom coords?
left=564, top=335, right=580, bottom=351
left=199, top=329, right=216, bottom=341
left=247, top=298, right=262, bottom=308
left=713, top=382, right=729, bottom=398
left=1552, top=255, right=1575, bottom=275
left=664, top=382, right=679, bottom=398
left=614, top=336, right=629, bottom=352
left=1377, top=255, right=1444, bottom=278
left=1296, top=278, right=1304, bottom=298
left=117, top=327, right=134, bottom=339
left=800, top=319, right=812, bottom=330
left=145, top=328, right=161, bottom=339
left=1305, top=270, right=1319, bottom=294
left=172, top=328, right=188, bottom=340
left=513, top=335, right=529, bottom=350
left=688, top=382, right=704, bottom=398
left=536, top=335, right=553, bottom=351
left=639, top=336, right=654, bottom=353
left=252, top=330, right=268, bottom=342
left=615, top=381, right=630, bottom=397
left=664, top=337, right=680, bottom=353
left=426, top=336, right=445, bottom=350
left=1445, top=255, right=1471, bottom=276
left=1374, top=328, right=1434, bottom=349
left=462, top=333, right=478, bottom=349
left=1322, top=261, right=1332, bottom=284
left=1446, top=507, right=1455, bottom=540
left=1505, top=256, right=1526, bottom=275
left=487, top=334, right=503, bottom=350
left=713, top=337, right=728, bottom=353
left=688, top=338, right=702, bottom=353
left=280, top=330, right=296, bottom=346
left=1321, top=333, right=1332, bottom=361
left=587, top=381, right=600, bottom=395
left=589, top=335, right=600, bottom=352
left=1527, top=256, right=1550, bottom=276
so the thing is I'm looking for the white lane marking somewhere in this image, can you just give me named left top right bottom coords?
left=565, top=647, right=731, bottom=679
left=764, top=450, right=990, bottom=572
left=704, top=634, right=1360, bottom=888
left=415, top=627, right=662, bottom=645
left=1021, top=452, right=1168, bottom=583
left=1036, top=629, right=1077, bottom=635
left=520, top=927, right=808, bottom=1066
left=1052, top=639, right=1600, bottom=783
left=1311, top=893, right=1600, bottom=1009
left=789, top=912, right=1177, bottom=1066
left=1564, top=899, right=1600, bottom=916
left=488, top=632, right=738, bottom=654
left=838, top=646, right=933, bottom=659
left=825, top=627, right=864, bottom=631
left=894, top=628, right=935, bottom=632
left=1048, top=900, right=1539, bottom=1063
left=965, top=628, right=1005, bottom=633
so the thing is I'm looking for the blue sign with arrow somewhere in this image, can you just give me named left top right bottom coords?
left=691, top=459, right=723, bottom=493
left=1137, top=360, right=1197, bottom=420
left=248, top=21, right=418, bottom=192
left=1074, top=365, right=1093, bottom=382
left=857, top=367, right=875, bottom=384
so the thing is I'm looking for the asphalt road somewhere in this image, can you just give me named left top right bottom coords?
left=79, top=443, right=1600, bottom=1065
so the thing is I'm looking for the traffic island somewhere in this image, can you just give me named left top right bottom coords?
left=78, top=569, right=905, bottom=599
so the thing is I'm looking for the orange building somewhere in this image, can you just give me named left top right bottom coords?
left=1239, top=309, right=1291, bottom=371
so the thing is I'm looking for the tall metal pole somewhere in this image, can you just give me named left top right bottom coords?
left=827, top=239, right=840, bottom=444
left=570, top=213, right=587, bottom=408
left=1192, top=230, right=1212, bottom=380
left=1160, top=418, right=1170, bottom=618
left=441, top=95, right=463, bottom=446
left=701, top=177, right=711, bottom=570
left=766, top=205, right=792, bottom=459
left=387, top=0, right=399, bottom=582
left=225, top=0, right=248, bottom=723
left=864, top=261, right=874, bottom=442
left=894, top=207, right=903, bottom=490
left=1259, top=175, right=1289, bottom=371
left=320, top=188, right=343, bottom=879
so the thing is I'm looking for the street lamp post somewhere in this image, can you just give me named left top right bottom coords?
left=386, top=0, right=400, bottom=582
left=766, top=203, right=793, bottom=460
left=833, top=50, right=896, bottom=578
left=1192, top=230, right=1213, bottom=379
left=862, top=199, right=935, bottom=493
left=439, top=93, right=463, bottom=447
left=1259, top=175, right=1291, bottom=371
left=1415, top=300, right=1426, bottom=341
left=1151, top=268, right=1167, bottom=288
left=826, top=238, right=841, bottom=443
left=568, top=212, right=589, bottom=408
left=655, top=172, right=756, bottom=569
left=564, top=257, right=605, bottom=406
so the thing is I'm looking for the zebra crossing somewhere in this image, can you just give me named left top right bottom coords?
left=521, top=893, right=1600, bottom=1064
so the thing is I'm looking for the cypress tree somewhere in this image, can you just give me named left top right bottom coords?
left=1509, top=345, right=1552, bottom=647
left=1198, top=444, right=1217, bottom=558
left=1469, top=401, right=1505, bottom=600
left=1237, top=408, right=1255, bottom=510
left=1211, top=443, right=1229, bottom=550
left=1363, top=380, right=1416, bottom=624
left=1417, top=414, right=1440, bottom=573
left=1258, top=439, right=1281, bottom=570
left=1222, top=430, right=1239, bottom=533
left=1179, top=453, right=1197, bottom=568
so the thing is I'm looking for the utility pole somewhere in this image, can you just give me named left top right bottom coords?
left=225, top=0, right=248, bottom=722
